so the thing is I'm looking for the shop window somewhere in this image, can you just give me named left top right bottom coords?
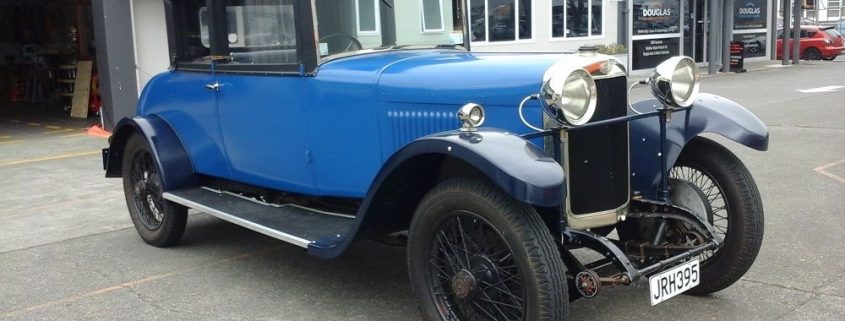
left=469, top=0, right=533, bottom=42
left=356, top=0, right=379, bottom=34
left=421, top=0, right=444, bottom=32
left=552, top=0, right=603, bottom=38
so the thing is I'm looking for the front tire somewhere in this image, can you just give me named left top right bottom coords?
left=408, top=179, right=568, bottom=321
left=671, top=138, right=764, bottom=295
left=122, top=134, right=188, bottom=247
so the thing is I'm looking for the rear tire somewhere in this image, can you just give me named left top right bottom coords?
left=672, top=138, right=764, bottom=295
left=408, top=178, right=568, bottom=321
left=804, top=48, right=822, bottom=60
left=122, top=134, right=188, bottom=247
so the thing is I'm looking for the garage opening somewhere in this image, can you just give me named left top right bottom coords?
left=0, top=0, right=104, bottom=140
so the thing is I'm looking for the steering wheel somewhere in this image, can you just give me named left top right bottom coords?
left=318, top=33, right=363, bottom=55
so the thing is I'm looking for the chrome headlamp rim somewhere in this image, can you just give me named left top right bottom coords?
left=649, top=56, right=701, bottom=108
left=457, top=103, right=485, bottom=131
left=540, top=68, right=598, bottom=126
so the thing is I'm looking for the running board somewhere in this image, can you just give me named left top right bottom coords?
left=163, top=187, right=355, bottom=249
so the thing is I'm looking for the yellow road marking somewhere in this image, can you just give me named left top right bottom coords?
left=9, top=120, right=21, bottom=123
left=44, top=128, right=76, bottom=134
left=60, top=133, right=89, bottom=138
left=0, top=247, right=281, bottom=319
left=0, top=136, right=11, bottom=139
left=26, top=122, right=41, bottom=126
left=0, top=140, right=24, bottom=145
left=0, top=151, right=100, bottom=167
left=814, top=159, right=845, bottom=185
left=45, top=125, right=62, bottom=129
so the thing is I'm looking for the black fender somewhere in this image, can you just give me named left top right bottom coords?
left=629, top=93, right=768, bottom=200
left=104, top=115, right=196, bottom=191
left=307, top=128, right=565, bottom=258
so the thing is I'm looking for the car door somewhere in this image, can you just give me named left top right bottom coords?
left=213, top=0, right=315, bottom=194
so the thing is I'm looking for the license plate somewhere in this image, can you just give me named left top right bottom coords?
left=648, top=259, right=700, bottom=306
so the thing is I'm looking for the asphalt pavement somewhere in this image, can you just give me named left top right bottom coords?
left=1, top=58, right=843, bottom=321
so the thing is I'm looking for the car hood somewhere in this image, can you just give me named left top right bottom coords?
left=318, top=50, right=605, bottom=106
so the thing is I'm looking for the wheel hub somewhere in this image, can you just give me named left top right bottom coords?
left=451, top=269, right=476, bottom=299
left=575, top=270, right=600, bottom=298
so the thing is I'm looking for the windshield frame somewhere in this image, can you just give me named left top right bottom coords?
left=312, top=0, right=471, bottom=65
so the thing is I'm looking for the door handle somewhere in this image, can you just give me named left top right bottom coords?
left=205, top=82, right=220, bottom=92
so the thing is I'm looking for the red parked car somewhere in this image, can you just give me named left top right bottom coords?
left=776, top=25, right=845, bottom=60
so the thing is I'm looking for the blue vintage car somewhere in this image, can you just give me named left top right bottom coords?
left=103, top=1, right=768, bottom=320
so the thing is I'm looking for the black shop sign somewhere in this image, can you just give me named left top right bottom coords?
left=633, top=0, right=681, bottom=36
left=734, top=0, right=767, bottom=30
left=732, top=32, right=767, bottom=58
left=632, top=37, right=680, bottom=70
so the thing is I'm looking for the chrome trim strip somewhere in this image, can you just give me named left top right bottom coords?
left=200, top=186, right=356, bottom=219
left=163, top=192, right=312, bottom=248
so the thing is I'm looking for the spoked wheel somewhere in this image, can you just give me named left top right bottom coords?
left=408, top=179, right=568, bottom=321
left=669, top=137, right=764, bottom=295
left=122, top=134, right=187, bottom=247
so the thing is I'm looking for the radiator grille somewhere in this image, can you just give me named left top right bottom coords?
left=566, top=76, right=630, bottom=214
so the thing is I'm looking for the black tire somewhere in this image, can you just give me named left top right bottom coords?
left=804, top=48, right=822, bottom=60
left=122, top=134, right=188, bottom=247
left=671, top=137, right=764, bottom=295
left=408, top=178, right=568, bottom=321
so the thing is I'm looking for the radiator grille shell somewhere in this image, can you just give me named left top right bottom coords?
left=564, top=76, right=630, bottom=216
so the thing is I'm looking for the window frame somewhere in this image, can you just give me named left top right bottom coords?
left=420, top=0, right=446, bottom=32
left=165, top=0, right=319, bottom=75
left=549, top=0, right=606, bottom=41
left=469, top=0, right=535, bottom=44
left=356, top=0, right=381, bottom=35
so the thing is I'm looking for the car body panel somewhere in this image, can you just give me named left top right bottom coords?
left=629, top=94, right=769, bottom=200
left=105, top=115, right=197, bottom=192
left=216, top=73, right=316, bottom=193
left=137, top=71, right=230, bottom=179
left=307, top=128, right=566, bottom=258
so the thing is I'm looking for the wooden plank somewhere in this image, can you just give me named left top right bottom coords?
left=70, top=61, right=92, bottom=119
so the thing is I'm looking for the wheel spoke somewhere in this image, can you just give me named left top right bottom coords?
left=670, top=166, right=731, bottom=263
left=470, top=300, right=500, bottom=321
left=455, top=217, right=473, bottom=268
left=427, top=211, right=527, bottom=321
left=438, top=231, right=465, bottom=270
left=477, top=290, right=519, bottom=320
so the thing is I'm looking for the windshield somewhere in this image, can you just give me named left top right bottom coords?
left=314, top=0, right=467, bottom=58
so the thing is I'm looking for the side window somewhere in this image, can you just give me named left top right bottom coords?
left=223, top=0, right=298, bottom=65
left=197, top=0, right=298, bottom=65
left=175, top=0, right=212, bottom=63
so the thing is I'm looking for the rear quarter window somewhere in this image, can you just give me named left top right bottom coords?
left=823, top=28, right=842, bottom=39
